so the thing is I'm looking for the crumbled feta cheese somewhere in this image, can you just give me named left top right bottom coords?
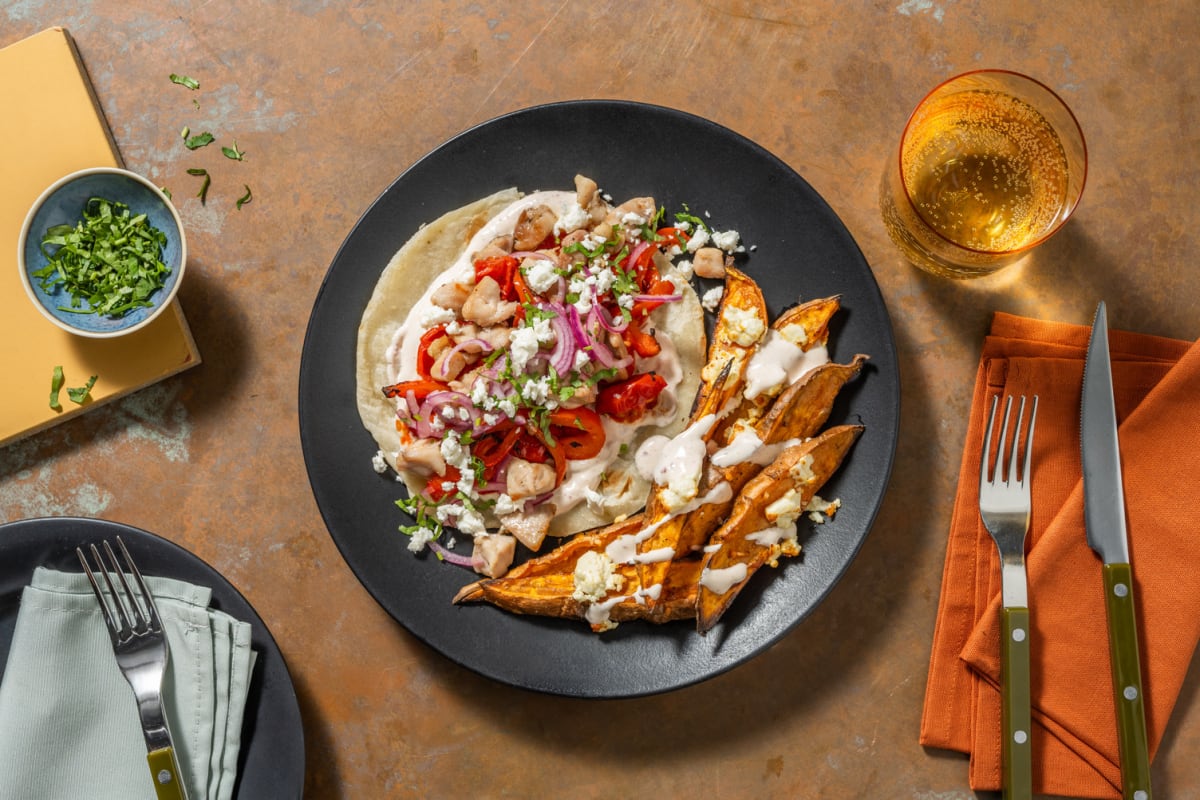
left=456, top=505, right=487, bottom=536
left=701, top=285, right=724, bottom=312
left=621, top=211, right=647, bottom=227
left=440, top=435, right=470, bottom=471
left=508, top=325, right=541, bottom=372
left=723, top=304, right=766, bottom=346
left=493, top=493, right=522, bottom=516
left=572, top=550, right=626, bottom=602
left=806, top=494, right=842, bottom=523
left=420, top=305, right=458, bottom=327
left=616, top=292, right=634, bottom=310
left=675, top=259, right=694, bottom=280
left=790, top=453, right=816, bottom=483
left=765, top=488, right=806, bottom=528
left=407, top=527, right=436, bottom=553
left=573, top=349, right=592, bottom=370
left=520, top=376, right=555, bottom=406
left=686, top=227, right=711, bottom=252
left=371, top=450, right=389, bottom=474
left=591, top=266, right=615, bottom=295
left=780, top=322, right=810, bottom=347
left=711, top=229, right=740, bottom=252
left=523, top=258, right=559, bottom=293
left=498, top=397, right=518, bottom=418
left=445, top=320, right=463, bottom=336
left=554, top=203, right=590, bottom=235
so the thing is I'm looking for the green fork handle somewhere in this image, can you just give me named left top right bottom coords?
left=1001, top=606, right=1033, bottom=800
left=1103, top=562, right=1153, bottom=799
left=146, top=746, right=187, bottom=800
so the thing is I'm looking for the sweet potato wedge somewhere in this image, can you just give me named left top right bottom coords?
left=696, top=423, right=863, bottom=634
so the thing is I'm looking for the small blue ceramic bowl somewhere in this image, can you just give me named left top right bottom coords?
left=17, top=167, right=186, bottom=338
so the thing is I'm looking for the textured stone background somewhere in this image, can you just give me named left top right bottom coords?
left=3, top=2, right=1198, bottom=798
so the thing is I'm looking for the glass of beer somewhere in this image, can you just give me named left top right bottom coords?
left=880, top=70, right=1087, bottom=278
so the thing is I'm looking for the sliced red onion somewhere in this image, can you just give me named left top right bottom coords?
left=589, top=303, right=629, bottom=334
left=435, top=338, right=494, bottom=379
left=543, top=305, right=577, bottom=374
left=626, top=240, right=652, bottom=268
left=429, top=540, right=481, bottom=570
left=417, top=390, right=478, bottom=434
left=565, top=305, right=591, bottom=347
left=632, top=292, right=682, bottom=304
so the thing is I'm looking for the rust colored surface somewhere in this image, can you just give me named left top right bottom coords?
left=3, top=3, right=1200, bottom=798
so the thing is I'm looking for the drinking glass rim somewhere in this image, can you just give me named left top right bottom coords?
left=895, top=68, right=1089, bottom=257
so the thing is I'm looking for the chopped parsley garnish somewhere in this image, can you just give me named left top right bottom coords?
left=187, top=168, right=211, bottom=203
left=222, top=141, right=245, bottom=161
left=34, top=197, right=171, bottom=318
left=675, top=204, right=710, bottom=233
left=67, top=375, right=98, bottom=404
left=184, top=131, right=215, bottom=150
left=169, top=73, right=200, bottom=90
left=49, top=366, right=64, bottom=411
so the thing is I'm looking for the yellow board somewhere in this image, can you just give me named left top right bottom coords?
left=0, top=27, right=200, bottom=447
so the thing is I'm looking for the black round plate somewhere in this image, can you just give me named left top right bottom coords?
left=299, top=100, right=899, bottom=698
left=0, top=517, right=305, bottom=798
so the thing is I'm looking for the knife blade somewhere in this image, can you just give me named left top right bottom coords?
left=1081, top=300, right=1153, bottom=800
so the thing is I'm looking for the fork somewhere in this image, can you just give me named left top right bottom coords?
left=77, top=538, right=188, bottom=800
left=979, top=394, right=1038, bottom=800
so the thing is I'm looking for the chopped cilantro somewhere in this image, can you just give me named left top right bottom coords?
left=49, top=366, right=64, bottom=411
left=67, top=375, right=98, bottom=404
left=221, top=140, right=245, bottom=161
left=187, top=168, right=211, bottom=203
left=169, top=73, right=200, bottom=90
left=185, top=131, right=215, bottom=150
left=34, top=197, right=171, bottom=318
left=236, top=185, right=252, bottom=210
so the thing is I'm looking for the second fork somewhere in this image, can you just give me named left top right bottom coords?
left=979, top=394, right=1038, bottom=800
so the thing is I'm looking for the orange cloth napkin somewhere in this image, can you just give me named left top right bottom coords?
left=920, top=311, right=1200, bottom=798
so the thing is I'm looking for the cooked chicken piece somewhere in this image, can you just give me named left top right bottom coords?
left=692, top=247, right=728, bottom=280
left=472, top=534, right=516, bottom=578
left=394, top=438, right=446, bottom=476
left=513, top=204, right=558, bottom=250
left=431, top=280, right=472, bottom=311
left=506, top=458, right=557, bottom=500
left=574, top=174, right=608, bottom=224
left=431, top=345, right=470, bottom=382
left=452, top=322, right=512, bottom=351
left=471, top=234, right=514, bottom=262
left=500, top=502, right=555, bottom=551
left=607, top=196, right=656, bottom=227
left=462, top=276, right=519, bottom=326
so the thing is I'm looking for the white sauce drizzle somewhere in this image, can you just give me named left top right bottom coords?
left=743, top=328, right=830, bottom=401
left=699, top=563, right=749, bottom=595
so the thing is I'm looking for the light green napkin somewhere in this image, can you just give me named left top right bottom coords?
left=0, top=568, right=256, bottom=800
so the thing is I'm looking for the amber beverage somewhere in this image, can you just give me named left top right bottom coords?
left=881, top=70, right=1087, bottom=278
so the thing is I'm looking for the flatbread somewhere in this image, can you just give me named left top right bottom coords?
left=356, top=188, right=705, bottom=537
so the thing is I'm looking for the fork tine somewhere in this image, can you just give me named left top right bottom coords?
left=103, top=539, right=152, bottom=634
left=997, top=395, right=1014, bottom=484
left=1021, top=396, right=1039, bottom=489
left=1006, top=396, right=1027, bottom=486
left=981, top=394, right=999, bottom=488
left=89, top=542, right=135, bottom=637
left=115, top=536, right=162, bottom=631
left=76, top=546, right=119, bottom=635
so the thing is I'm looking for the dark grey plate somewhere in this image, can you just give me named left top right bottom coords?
left=0, top=517, right=305, bottom=798
left=298, top=100, right=900, bottom=698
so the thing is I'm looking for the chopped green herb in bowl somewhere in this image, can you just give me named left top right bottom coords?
left=18, top=167, right=187, bottom=338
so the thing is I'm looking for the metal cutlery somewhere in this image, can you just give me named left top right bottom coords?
left=77, top=538, right=189, bottom=800
left=1081, top=301, right=1153, bottom=799
left=979, top=393, right=1038, bottom=800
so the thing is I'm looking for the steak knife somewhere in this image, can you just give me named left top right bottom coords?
left=1081, top=301, right=1153, bottom=800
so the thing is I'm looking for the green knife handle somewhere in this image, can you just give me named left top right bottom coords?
left=1001, top=606, right=1033, bottom=800
left=1104, top=562, right=1153, bottom=799
left=146, top=746, right=187, bottom=800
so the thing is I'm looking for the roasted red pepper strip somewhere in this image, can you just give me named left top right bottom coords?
left=512, top=432, right=550, bottom=464
left=549, top=407, right=606, bottom=460
left=415, top=324, right=449, bottom=381
left=423, top=466, right=461, bottom=502
left=631, top=276, right=678, bottom=321
left=623, top=323, right=661, bottom=358
left=473, top=255, right=520, bottom=301
left=655, top=226, right=688, bottom=250
left=596, top=373, right=668, bottom=423
left=381, top=378, right=448, bottom=401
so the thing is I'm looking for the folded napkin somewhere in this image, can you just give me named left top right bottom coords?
left=921, top=312, right=1200, bottom=799
left=0, top=568, right=256, bottom=800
